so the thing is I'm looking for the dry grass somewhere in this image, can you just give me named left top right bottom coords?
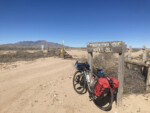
left=93, top=53, right=146, bottom=94
left=0, top=46, right=148, bottom=94
left=0, top=50, right=45, bottom=63
left=0, top=45, right=41, bottom=50
left=0, top=47, right=72, bottom=63
left=47, top=48, right=61, bottom=57
left=78, top=53, right=147, bottom=94
left=93, top=53, right=118, bottom=77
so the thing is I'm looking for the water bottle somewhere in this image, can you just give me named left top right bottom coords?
left=90, top=77, right=94, bottom=84
left=90, top=77, right=95, bottom=88
left=86, top=74, right=90, bottom=83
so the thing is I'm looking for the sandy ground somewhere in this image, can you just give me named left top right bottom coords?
left=0, top=49, right=150, bottom=113
left=66, top=49, right=88, bottom=59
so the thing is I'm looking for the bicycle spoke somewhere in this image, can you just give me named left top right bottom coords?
left=73, top=71, right=87, bottom=94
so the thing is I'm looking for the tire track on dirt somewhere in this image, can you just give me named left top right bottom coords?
left=0, top=58, right=75, bottom=113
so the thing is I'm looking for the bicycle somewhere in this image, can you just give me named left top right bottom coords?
left=73, top=61, right=114, bottom=111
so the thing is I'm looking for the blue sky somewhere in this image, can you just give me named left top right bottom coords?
left=0, top=0, right=150, bottom=47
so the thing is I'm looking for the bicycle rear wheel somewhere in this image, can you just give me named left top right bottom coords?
left=93, top=88, right=113, bottom=111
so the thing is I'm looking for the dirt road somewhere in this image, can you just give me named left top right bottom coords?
left=0, top=57, right=150, bottom=113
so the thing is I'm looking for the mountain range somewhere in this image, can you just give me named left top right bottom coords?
left=3, top=40, right=63, bottom=47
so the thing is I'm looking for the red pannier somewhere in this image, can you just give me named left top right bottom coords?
left=94, top=78, right=110, bottom=97
left=94, top=77, right=119, bottom=97
left=109, top=77, right=119, bottom=91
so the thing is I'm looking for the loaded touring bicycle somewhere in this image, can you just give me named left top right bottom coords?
left=73, top=61, right=119, bottom=111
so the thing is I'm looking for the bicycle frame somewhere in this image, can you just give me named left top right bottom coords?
left=81, top=69, right=98, bottom=93
left=73, top=65, right=114, bottom=111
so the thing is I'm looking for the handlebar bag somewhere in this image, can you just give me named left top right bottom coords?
left=76, top=63, right=90, bottom=70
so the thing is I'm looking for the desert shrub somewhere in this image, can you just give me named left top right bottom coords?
left=93, top=53, right=146, bottom=94
left=134, top=54, right=143, bottom=60
left=0, top=45, right=41, bottom=50
left=47, top=48, right=61, bottom=57
left=132, top=49, right=141, bottom=52
left=124, top=64, right=146, bottom=93
left=93, top=53, right=118, bottom=78
left=47, top=48, right=72, bottom=59
left=0, top=50, right=45, bottom=63
left=0, top=53, right=14, bottom=62
left=0, top=48, right=72, bottom=63
left=14, top=50, right=44, bottom=61
left=77, top=56, right=88, bottom=63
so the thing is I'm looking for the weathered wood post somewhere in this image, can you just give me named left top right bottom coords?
left=47, top=47, right=49, bottom=55
left=87, top=43, right=93, bottom=79
left=127, top=46, right=132, bottom=69
left=117, top=42, right=126, bottom=107
left=87, top=41, right=126, bottom=107
left=146, top=64, right=150, bottom=92
left=142, top=45, right=147, bottom=64
left=61, top=40, right=64, bottom=58
left=142, top=46, right=148, bottom=77
left=88, top=52, right=93, bottom=74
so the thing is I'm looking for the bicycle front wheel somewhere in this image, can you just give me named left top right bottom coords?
left=73, top=71, right=87, bottom=94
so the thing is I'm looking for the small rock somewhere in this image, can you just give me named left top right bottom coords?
left=34, top=100, right=38, bottom=103
left=137, top=108, right=141, bottom=112
left=54, top=94, right=57, bottom=97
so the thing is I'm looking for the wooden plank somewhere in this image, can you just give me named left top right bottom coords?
left=87, top=41, right=124, bottom=53
left=117, top=43, right=125, bottom=107
left=61, top=47, right=64, bottom=58
left=87, top=41, right=123, bottom=47
left=146, top=65, right=150, bottom=92
left=125, top=60, right=148, bottom=67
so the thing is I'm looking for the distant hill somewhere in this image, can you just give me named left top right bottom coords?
left=3, top=40, right=63, bottom=47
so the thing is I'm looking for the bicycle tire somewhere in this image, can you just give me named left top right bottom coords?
left=93, top=88, right=113, bottom=111
left=73, top=71, right=87, bottom=94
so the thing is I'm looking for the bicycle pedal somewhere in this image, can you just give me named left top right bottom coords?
left=89, top=98, right=94, bottom=101
left=89, top=96, right=94, bottom=101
